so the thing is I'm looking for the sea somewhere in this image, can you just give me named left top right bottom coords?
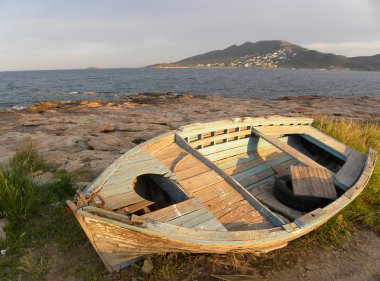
left=0, top=68, right=379, bottom=110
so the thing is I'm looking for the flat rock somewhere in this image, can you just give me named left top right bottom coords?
left=87, top=134, right=121, bottom=151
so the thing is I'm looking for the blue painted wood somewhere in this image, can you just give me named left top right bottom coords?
left=175, top=133, right=286, bottom=227
left=301, top=135, right=347, bottom=161
left=232, top=154, right=293, bottom=181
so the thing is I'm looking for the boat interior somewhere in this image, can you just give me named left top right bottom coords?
left=86, top=117, right=368, bottom=232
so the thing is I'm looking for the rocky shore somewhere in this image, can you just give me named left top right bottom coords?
left=0, top=94, right=379, bottom=182
left=0, top=93, right=379, bottom=280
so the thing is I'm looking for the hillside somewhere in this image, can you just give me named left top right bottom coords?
left=150, top=40, right=380, bottom=71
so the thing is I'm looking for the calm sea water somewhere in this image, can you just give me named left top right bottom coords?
left=0, top=68, right=379, bottom=109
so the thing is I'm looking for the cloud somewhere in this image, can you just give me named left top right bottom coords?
left=0, top=0, right=379, bottom=70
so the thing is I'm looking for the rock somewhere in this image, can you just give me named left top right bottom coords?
left=28, top=101, right=61, bottom=111
left=0, top=218, right=8, bottom=240
left=141, top=259, right=154, bottom=274
left=87, top=135, right=121, bottom=151
left=82, top=101, right=103, bottom=108
left=33, top=172, right=55, bottom=185
left=62, top=160, right=85, bottom=173
left=305, top=264, right=320, bottom=271
left=97, top=124, right=115, bottom=133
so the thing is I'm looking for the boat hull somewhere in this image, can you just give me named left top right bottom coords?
left=68, top=146, right=375, bottom=272
left=67, top=116, right=377, bottom=272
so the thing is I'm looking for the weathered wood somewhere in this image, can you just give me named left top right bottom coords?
left=232, top=154, right=292, bottom=181
left=189, top=128, right=252, bottom=148
left=252, top=127, right=329, bottom=171
left=250, top=181, right=305, bottom=220
left=68, top=117, right=375, bottom=274
left=126, top=200, right=154, bottom=213
left=145, top=133, right=175, bottom=154
left=175, top=133, right=285, bottom=227
left=143, top=198, right=202, bottom=221
left=149, top=174, right=190, bottom=203
left=334, top=150, right=367, bottom=190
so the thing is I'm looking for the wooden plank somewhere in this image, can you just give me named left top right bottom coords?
left=172, top=155, right=200, bottom=173
left=180, top=211, right=216, bottom=228
left=217, top=201, right=257, bottom=224
left=174, top=162, right=210, bottom=180
left=180, top=170, right=224, bottom=193
left=245, top=176, right=276, bottom=191
left=166, top=208, right=208, bottom=226
left=189, top=128, right=252, bottom=148
left=143, top=198, right=203, bottom=222
left=193, top=217, right=227, bottom=231
left=144, top=134, right=175, bottom=154
left=252, top=127, right=330, bottom=171
left=154, top=142, right=185, bottom=161
left=250, top=182, right=305, bottom=220
left=291, top=166, right=337, bottom=199
left=225, top=151, right=286, bottom=176
left=193, top=181, right=237, bottom=203
left=103, top=191, right=146, bottom=210
left=238, top=168, right=275, bottom=188
left=232, top=154, right=292, bottom=181
left=334, top=150, right=367, bottom=190
left=126, top=200, right=154, bottom=213
left=253, top=125, right=310, bottom=135
left=175, top=134, right=285, bottom=227
left=202, top=193, right=245, bottom=215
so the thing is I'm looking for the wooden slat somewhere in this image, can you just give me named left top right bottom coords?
left=102, top=192, right=147, bottom=210
left=238, top=168, right=275, bottom=187
left=189, top=128, right=252, bottom=148
left=154, top=142, right=186, bottom=161
left=174, top=162, right=210, bottom=180
left=225, top=150, right=286, bottom=176
left=175, top=134, right=285, bottom=227
left=291, top=166, right=337, bottom=199
left=145, top=134, right=175, bottom=154
left=232, top=154, right=292, bottom=181
left=143, top=198, right=203, bottom=221
left=180, top=170, right=224, bottom=193
left=334, top=150, right=367, bottom=190
left=252, top=127, right=330, bottom=171
left=306, top=127, right=353, bottom=157
left=249, top=181, right=305, bottom=220
left=126, top=200, right=154, bottom=213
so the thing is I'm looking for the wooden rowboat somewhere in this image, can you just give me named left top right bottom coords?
left=67, top=116, right=376, bottom=272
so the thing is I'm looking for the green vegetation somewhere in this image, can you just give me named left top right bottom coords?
left=0, top=145, right=97, bottom=280
left=301, top=116, right=380, bottom=247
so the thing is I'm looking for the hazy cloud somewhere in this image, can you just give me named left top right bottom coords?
left=0, top=0, right=379, bottom=70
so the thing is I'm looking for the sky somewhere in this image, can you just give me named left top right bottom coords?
left=0, top=0, right=379, bottom=71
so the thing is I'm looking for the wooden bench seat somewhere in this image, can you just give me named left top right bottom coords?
left=290, top=165, right=337, bottom=199
left=334, top=150, right=366, bottom=190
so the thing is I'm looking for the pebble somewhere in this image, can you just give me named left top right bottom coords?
left=141, top=259, right=154, bottom=274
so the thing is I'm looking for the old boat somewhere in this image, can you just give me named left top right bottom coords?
left=67, top=116, right=376, bottom=272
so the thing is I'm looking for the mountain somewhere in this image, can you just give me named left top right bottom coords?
left=150, top=40, right=380, bottom=71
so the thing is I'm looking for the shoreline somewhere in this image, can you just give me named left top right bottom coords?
left=2, top=92, right=380, bottom=112
left=0, top=94, right=379, bottom=175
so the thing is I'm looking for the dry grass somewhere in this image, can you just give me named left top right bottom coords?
left=306, top=116, right=380, bottom=243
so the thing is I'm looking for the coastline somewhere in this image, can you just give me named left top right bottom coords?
left=0, top=94, right=379, bottom=175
